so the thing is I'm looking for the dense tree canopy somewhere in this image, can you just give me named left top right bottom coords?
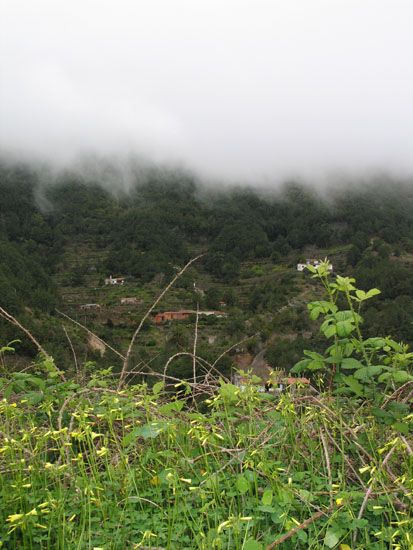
left=0, top=160, right=412, bottom=355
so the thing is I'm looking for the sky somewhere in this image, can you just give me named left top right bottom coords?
left=1, top=0, right=413, bottom=182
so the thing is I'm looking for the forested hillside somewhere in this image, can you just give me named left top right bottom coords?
left=1, top=161, right=413, bottom=549
left=1, top=161, right=413, bottom=376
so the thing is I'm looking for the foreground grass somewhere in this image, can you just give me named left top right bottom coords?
left=0, top=365, right=411, bottom=550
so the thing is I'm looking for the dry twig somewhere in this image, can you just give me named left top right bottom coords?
left=119, top=255, right=203, bottom=389
left=266, top=506, right=333, bottom=549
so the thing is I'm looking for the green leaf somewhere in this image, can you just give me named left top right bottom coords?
left=24, top=390, right=44, bottom=405
left=236, top=474, right=250, bottom=494
left=137, top=422, right=164, bottom=439
left=355, top=289, right=367, bottom=301
left=243, top=540, right=263, bottom=550
left=392, top=422, right=409, bottom=434
left=121, top=427, right=141, bottom=448
left=308, top=360, right=325, bottom=371
left=152, top=381, right=164, bottom=395
left=323, top=324, right=337, bottom=338
left=392, top=370, right=413, bottom=383
left=324, top=528, right=340, bottom=548
left=343, top=376, right=364, bottom=397
left=262, top=488, right=273, bottom=506
left=310, top=306, right=322, bottom=320
left=341, top=358, right=364, bottom=370
left=334, top=275, right=356, bottom=292
left=257, top=505, right=276, bottom=513
left=366, top=288, right=381, bottom=299
left=363, top=337, right=387, bottom=349
left=297, top=530, right=308, bottom=543
left=336, top=320, right=355, bottom=338
left=291, top=359, right=310, bottom=373
left=219, top=382, right=238, bottom=402
left=159, top=400, right=184, bottom=414
left=354, top=365, right=383, bottom=381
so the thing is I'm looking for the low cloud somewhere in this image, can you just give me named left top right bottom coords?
left=1, top=0, right=413, bottom=182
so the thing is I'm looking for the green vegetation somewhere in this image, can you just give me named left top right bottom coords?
left=0, top=161, right=412, bottom=547
left=1, top=161, right=413, bottom=376
left=0, top=267, right=411, bottom=549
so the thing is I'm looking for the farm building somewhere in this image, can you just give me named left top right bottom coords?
left=154, top=310, right=226, bottom=324
left=105, top=275, right=126, bottom=286
left=154, top=310, right=194, bottom=324
left=120, top=297, right=141, bottom=305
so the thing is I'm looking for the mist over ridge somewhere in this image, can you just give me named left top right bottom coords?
left=1, top=1, right=413, bottom=182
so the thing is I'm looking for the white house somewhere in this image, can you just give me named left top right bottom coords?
left=120, top=297, right=140, bottom=305
left=105, top=275, right=126, bottom=286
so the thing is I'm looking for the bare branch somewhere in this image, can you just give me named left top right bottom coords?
left=119, top=255, right=203, bottom=389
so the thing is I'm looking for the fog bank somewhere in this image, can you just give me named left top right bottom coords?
left=1, top=1, right=413, bottom=181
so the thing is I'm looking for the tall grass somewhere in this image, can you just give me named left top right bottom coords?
left=0, top=364, right=411, bottom=549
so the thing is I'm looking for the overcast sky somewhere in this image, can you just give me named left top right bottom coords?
left=1, top=0, right=413, bottom=181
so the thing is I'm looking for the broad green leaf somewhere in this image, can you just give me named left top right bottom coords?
left=392, top=370, right=413, bottom=383
left=243, top=539, right=263, bottom=550
left=219, top=382, right=239, bottom=402
left=262, top=488, right=273, bottom=506
left=334, top=275, right=356, bottom=292
left=355, top=289, right=367, bottom=301
left=323, top=324, right=337, bottom=339
left=297, top=530, right=308, bottom=543
left=324, top=528, right=341, bottom=548
left=335, top=310, right=362, bottom=323
left=354, top=365, right=383, bottom=381
left=159, top=400, right=184, bottom=414
left=291, top=359, right=310, bottom=373
left=308, top=360, right=325, bottom=371
left=152, top=381, right=164, bottom=395
left=366, top=288, right=381, bottom=299
left=24, top=391, right=44, bottom=405
left=236, top=474, right=250, bottom=494
left=257, top=505, right=276, bottom=513
left=392, top=422, right=409, bottom=434
left=341, top=358, right=364, bottom=370
left=310, top=306, right=322, bottom=320
left=364, top=338, right=387, bottom=349
left=343, top=376, right=364, bottom=397
left=137, top=422, right=164, bottom=439
left=121, top=427, right=141, bottom=448
left=336, top=320, right=355, bottom=338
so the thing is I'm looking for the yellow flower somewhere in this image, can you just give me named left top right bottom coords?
left=179, top=478, right=192, bottom=484
left=7, top=514, right=24, bottom=524
left=96, top=447, right=108, bottom=457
